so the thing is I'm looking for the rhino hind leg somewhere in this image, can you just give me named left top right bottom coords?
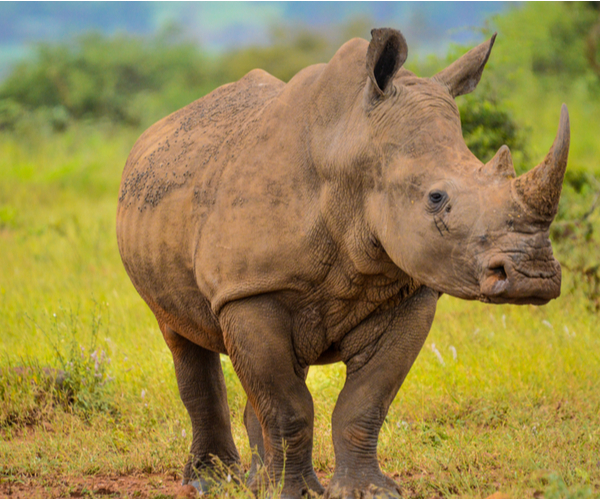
left=243, top=399, right=265, bottom=482
left=221, top=297, right=324, bottom=498
left=243, top=365, right=313, bottom=489
left=160, top=324, right=241, bottom=491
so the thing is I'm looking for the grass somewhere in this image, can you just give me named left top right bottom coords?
left=1, top=123, right=599, bottom=499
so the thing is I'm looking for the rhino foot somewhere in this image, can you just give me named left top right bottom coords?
left=181, top=475, right=222, bottom=496
left=325, top=472, right=401, bottom=499
left=248, top=468, right=324, bottom=499
left=182, top=461, right=243, bottom=496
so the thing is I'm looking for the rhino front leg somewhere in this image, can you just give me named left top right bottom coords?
left=161, top=324, right=241, bottom=491
left=221, top=297, right=324, bottom=498
left=327, top=287, right=439, bottom=498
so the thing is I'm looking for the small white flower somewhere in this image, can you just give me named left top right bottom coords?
left=449, top=345, right=457, bottom=361
left=141, top=389, right=146, bottom=399
left=182, top=429, right=186, bottom=438
left=564, top=325, right=575, bottom=337
left=542, top=320, right=553, bottom=330
left=226, top=474, right=232, bottom=483
left=430, top=343, right=445, bottom=366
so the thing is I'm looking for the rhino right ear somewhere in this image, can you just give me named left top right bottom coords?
left=365, top=28, right=408, bottom=101
left=432, top=33, right=496, bottom=98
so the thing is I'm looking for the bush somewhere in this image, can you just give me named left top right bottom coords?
left=215, top=26, right=333, bottom=83
left=0, top=303, right=116, bottom=428
left=0, top=30, right=213, bottom=129
left=459, top=90, right=529, bottom=170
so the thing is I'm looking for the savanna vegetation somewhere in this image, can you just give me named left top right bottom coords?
left=1, top=3, right=599, bottom=498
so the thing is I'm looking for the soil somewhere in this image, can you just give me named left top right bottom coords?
left=0, top=474, right=185, bottom=499
left=0, top=471, right=510, bottom=499
left=0, top=472, right=334, bottom=499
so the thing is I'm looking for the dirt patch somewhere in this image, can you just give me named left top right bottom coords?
left=0, top=473, right=334, bottom=499
left=0, top=474, right=182, bottom=499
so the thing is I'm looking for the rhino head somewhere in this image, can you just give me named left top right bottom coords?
left=351, top=29, right=570, bottom=305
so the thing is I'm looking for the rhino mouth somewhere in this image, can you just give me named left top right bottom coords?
left=478, top=257, right=561, bottom=305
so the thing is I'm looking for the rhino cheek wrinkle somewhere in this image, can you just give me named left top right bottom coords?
left=116, top=27, right=569, bottom=498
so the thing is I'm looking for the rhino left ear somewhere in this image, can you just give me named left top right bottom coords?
left=365, top=28, right=408, bottom=99
left=432, top=33, right=497, bottom=98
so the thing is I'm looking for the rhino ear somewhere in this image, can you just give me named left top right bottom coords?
left=365, top=28, right=408, bottom=99
left=432, top=33, right=496, bottom=98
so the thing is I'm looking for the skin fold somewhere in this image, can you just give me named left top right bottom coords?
left=116, top=28, right=569, bottom=498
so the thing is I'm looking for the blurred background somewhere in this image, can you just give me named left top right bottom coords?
left=0, top=2, right=511, bottom=78
left=1, top=4, right=600, bottom=497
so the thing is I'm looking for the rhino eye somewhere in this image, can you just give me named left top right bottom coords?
left=428, top=190, right=446, bottom=205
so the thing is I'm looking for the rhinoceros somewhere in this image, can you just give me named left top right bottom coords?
left=116, top=28, right=569, bottom=498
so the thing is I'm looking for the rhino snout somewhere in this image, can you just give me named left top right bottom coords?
left=479, top=256, right=561, bottom=305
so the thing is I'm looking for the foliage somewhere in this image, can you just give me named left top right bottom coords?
left=215, top=26, right=334, bottom=84
left=551, top=173, right=600, bottom=311
left=0, top=29, right=213, bottom=129
left=458, top=87, right=529, bottom=169
left=494, top=2, right=600, bottom=86
left=0, top=303, right=115, bottom=428
left=38, top=302, right=115, bottom=415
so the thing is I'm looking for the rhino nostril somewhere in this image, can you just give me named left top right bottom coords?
left=490, top=265, right=507, bottom=281
left=481, top=263, right=510, bottom=297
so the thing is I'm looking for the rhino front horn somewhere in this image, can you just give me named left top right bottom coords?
left=513, top=104, right=570, bottom=220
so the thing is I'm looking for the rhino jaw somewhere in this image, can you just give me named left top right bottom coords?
left=479, top=255, right=561, bottom=305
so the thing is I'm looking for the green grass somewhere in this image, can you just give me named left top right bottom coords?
left=1, top=125, right=599, bottom=499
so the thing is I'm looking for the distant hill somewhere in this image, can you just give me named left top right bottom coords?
left=0, top=1, right=512, bottom=80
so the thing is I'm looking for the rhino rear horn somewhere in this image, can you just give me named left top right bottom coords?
left=433, top=34, right=496, bottom=98
left=513, top=104, right=570, bottom=220
left=480, top=145, right=516, bottom=178
left=366, top=28, right=408, bottom=98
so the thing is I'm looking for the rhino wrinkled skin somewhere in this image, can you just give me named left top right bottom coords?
left=117, top=28, right=570, bottom=498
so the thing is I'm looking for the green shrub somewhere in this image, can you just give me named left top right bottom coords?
left=459, top=89, right=530, bottom=170
left=0, top=31, right=213, bottom=129
left=0, top=302, right=116, bottom=428
left=215, top=26, right=333, bottom=83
